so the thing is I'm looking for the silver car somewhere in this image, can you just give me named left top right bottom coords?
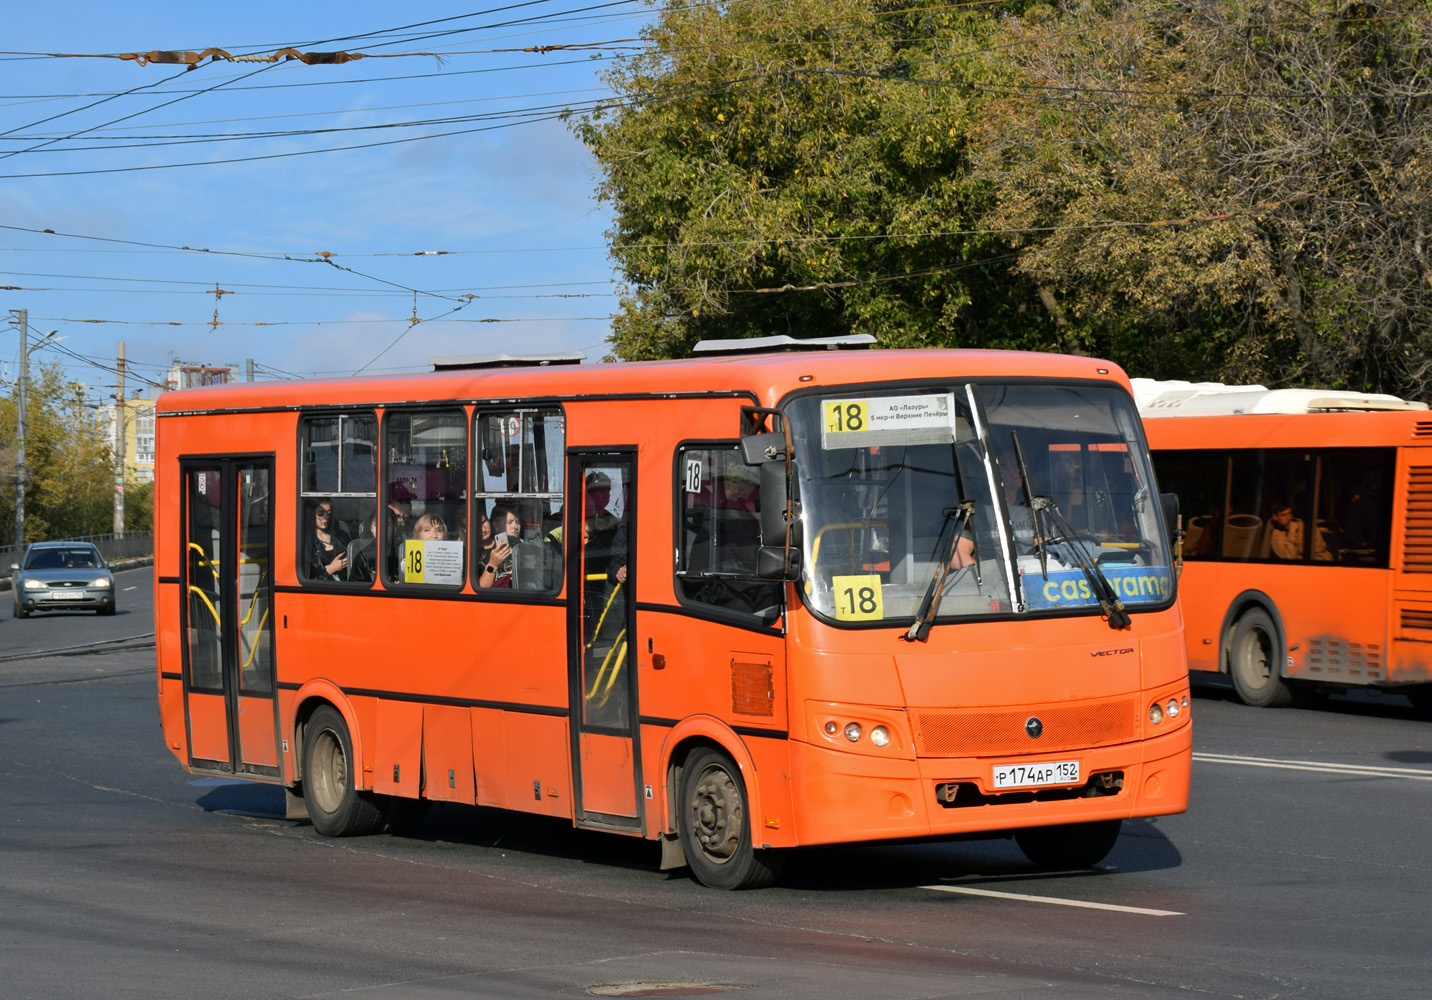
left=10, top=541, right=117, bottom=618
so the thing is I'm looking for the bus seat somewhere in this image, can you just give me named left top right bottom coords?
left=1222, top=514, right=1261, bottom=558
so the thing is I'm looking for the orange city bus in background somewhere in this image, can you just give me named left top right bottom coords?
left=1135, top=378, right=1432, bottom=709
left=153, top=338, right=1191, bottom=889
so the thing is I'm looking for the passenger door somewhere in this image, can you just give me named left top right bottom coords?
left=180, top=458, right=280, bottom=778
left=566, top=452, right=643, bottom=832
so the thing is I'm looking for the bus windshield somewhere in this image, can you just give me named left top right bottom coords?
left=786, top=382, right=1173, bottom=626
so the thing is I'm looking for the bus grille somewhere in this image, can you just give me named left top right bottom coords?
left=911, top=695, right=1142, bottom=758
left=1403, top=466, right=1432, bottom=572
left=1305, top=639, right=1384, bottom=681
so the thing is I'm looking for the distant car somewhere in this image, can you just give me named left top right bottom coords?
left=10, top=541, right=116, bottom=618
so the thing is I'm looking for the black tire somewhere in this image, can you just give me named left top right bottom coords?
left=99, top=605, right=116, bottom=616
left=678, top=747, right=784, bottom=890
left=1015, top=819, right=1122, bottom=869
left=13, top=601, right=27, bottom=619
left=302, top=705, right=385, bottom=837
left=1228, top=608, right=1293, bottom=707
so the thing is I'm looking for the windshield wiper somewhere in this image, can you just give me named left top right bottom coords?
left=1010, top=432, right=1049, bottom=579
left=902, top=500, right=976, bottom=643
left=1010, top=431, right=1129, bottom=630
left=1043, top=502, right=1131, bottom=629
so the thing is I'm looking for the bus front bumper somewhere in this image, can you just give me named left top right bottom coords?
left=783, top=722, right=1191, bottom=847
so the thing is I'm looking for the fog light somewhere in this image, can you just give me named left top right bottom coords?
left=870, top=726, right=890, bottom=747
left=1165, top=699, right=1180, bottom=718
left=1148, top=702, right=1164, bottom=725
left=843, top=722, right=862, bottom=742
left=824, top=721, right=838, bottom=735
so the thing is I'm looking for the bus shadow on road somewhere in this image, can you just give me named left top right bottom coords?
left=188, top=784, right=1183, bottom=889
left=775, top=818, right=1182, bottom=891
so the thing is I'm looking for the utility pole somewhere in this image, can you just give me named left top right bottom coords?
left=113, top=341, right=126, bottom=537
left=246, top=357, right=255, bottom=382
left=14, top=309, right=26, bottom=548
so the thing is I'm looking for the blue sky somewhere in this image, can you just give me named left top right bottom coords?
left=1, top=3, right=647, bottom=402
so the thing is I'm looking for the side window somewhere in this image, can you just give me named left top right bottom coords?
left=1152, top=450, right=1227, bottom=561
left=676, top=445, right=782, bottom=620
left=383, top=410, right=468, bottom=588
left=1225, top=450, right=1314, bottom=562
left=299, top=413, right=378, bottom=585
left=474, top=408, right=565, bottom=593
left=1317, top=448, right=1395, bottom=567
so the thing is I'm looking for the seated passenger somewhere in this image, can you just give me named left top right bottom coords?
left=306, top=498, right=350, bottom=581
left=411, top=513, right=448, bottom=541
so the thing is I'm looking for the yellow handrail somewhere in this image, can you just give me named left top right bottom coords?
left=240, top=607, right=271, bottom=670
left=187, top=586, right=220, bottom=628
left=585, top=630, right=627, bottom=707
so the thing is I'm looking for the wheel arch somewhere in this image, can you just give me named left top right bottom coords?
left=288, top=680, right=363, bottom=789
left=1218, top=590, right=1287, bottom=678
left=658, top=716, right=762, bottom=839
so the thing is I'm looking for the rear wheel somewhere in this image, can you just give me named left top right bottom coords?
left=302, top=705, right=385, bottom=837
left=1015, top=819, right=1122, bottom=869
left=1228, top=608, right=1293, bottom=707
left=678, top=747, right=784, bottom=890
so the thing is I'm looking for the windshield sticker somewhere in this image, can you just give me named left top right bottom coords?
left=831, top=574, right=885, bottom=621
left=821, top=393, right=958, bottom=449
left=1023, top=566, right=1172, bottom=610
left=403, top=539, right=465, bottom=585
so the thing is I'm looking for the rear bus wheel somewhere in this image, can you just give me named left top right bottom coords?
left=678, top=748, right=784, bottom=890
left=302, top=705, right=385, bottom=837
left=1015, top=819, right=1122, bottom=869
left=1228, top=608, right=1293, bottom=708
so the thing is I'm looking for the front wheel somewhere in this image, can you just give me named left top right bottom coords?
left=302, top=705, right=385, bottom=837
left=1228, top=608, right=1292, bottom=707
left=13, top=600, right=27, bottom=619
left=1015, top=819, right=1122, bottom=869
left=678, top=747, right=784, bottom=890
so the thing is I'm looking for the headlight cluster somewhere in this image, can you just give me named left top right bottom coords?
left=91, top=578, right=111, bottom=588
left=823, top=719, right=892, bottom=748
left=23, top=578, right=48, bottom=590
left=1148, top=695, right=1189, bottom=726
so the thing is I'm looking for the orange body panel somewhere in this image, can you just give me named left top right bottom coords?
left=154, top=349, right=1191, bottom=854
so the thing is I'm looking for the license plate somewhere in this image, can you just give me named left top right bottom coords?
left=48, top=591, right=85, bottom=600
left=992, top=760, right=1080, bottom=789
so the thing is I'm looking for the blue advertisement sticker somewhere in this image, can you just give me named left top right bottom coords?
left=1023, top=566, right=1172, bottom=610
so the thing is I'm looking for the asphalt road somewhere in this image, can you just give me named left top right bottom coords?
left=3, top=570, right=1430, bottom=999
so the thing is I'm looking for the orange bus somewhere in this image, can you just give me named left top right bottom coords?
left=153, top=340, right=1191, bottom=888
left=1135, top=379, right=1432, bottom=708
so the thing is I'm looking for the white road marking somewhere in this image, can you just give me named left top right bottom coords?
left=124, top=586, right=137, bottom=591
left=922, top=884, right=1184, bottom=916
left=1194, top=752, right=1432, bottom=781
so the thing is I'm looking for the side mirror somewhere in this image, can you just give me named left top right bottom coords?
left=741, top=431, right=785, bottom=466
left=755, top=461, right=803, bottom=579
left=1160, top=492, right=1180, bottom=544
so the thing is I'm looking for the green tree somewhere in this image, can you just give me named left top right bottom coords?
left=578, top=1, right=1432, bottom=397
left=577, top=0, right=1067, bottom=360
left=972, top=0, right=1432, bottom=395
left=0, top=361, right=116, bottom=542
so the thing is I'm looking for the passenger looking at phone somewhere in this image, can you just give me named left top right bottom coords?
left=479, top=504, right=518, bottom=588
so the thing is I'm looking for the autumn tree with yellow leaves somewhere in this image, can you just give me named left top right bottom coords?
left=577, top=0, right=1432, bottom=395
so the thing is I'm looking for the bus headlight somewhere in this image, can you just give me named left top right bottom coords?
left=870, top=726, right=890, bottom=747
left=1148, top=702, right=1165, bottom=725
left=843, top=722, right=863, bottom=742
left=1165, top=698, right=1180, bottom=718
